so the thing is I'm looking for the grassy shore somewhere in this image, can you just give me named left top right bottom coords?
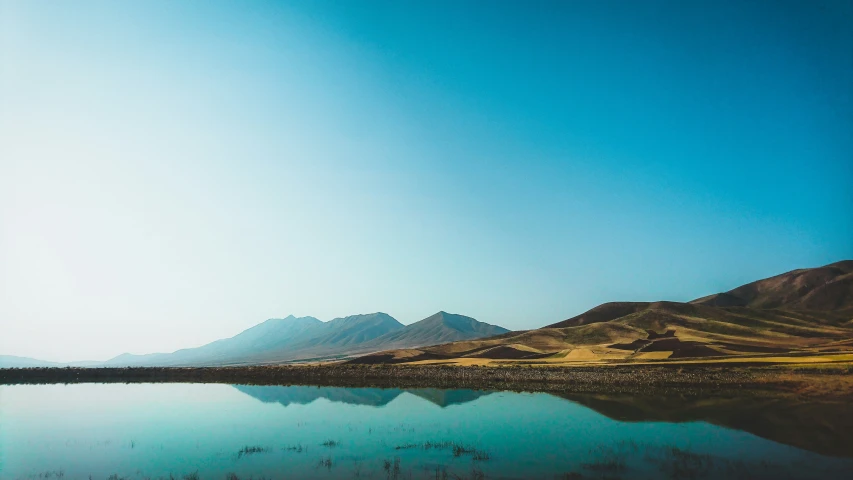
left=2, top=363, right=851, bottom=398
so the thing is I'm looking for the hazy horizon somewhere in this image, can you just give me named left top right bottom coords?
left=2, top=0, right=852, bottom=362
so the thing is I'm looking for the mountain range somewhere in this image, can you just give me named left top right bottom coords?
left=0, top=355, right=102, bottom=369
left=5, top=260, right=851, bottom=368
left=352, top=260, right=853, bottom=364
left=0, top=311, right=508, bottom=368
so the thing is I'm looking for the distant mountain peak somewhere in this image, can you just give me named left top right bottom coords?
left=418, top=311, right=492, bottom=331
left=273, top=314, right=317, bottom=321
left=267, top=314, right=322, bottom=323
left=357, top=312, right=509, bottom=352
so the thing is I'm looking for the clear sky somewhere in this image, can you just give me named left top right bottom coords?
left=1, top=0, right=851, bottom=362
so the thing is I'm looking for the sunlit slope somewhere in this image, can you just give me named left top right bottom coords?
left=350, top=261, right=853, bottom=364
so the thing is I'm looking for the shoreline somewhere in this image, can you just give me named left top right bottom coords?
left=2, top=363, right=851, bottom=398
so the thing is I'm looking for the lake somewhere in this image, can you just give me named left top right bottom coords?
left=1, top=383, right=851, bottom=479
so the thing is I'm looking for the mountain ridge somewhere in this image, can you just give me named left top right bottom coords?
left=91, top=311, right=506, bottom=367
left=690, top=260, right=853, bottom=313
left=8, top=260, right=850, bottom=368
left=350, top=260, right=853, bottom=364
left=359, top=311, right=510, bottom=351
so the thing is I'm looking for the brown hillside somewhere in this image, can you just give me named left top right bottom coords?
left=691, top=260, right=853, bottom=311
left=547, top=302, right=651, bottom=328
left=348, top=261, right=853, bottom=365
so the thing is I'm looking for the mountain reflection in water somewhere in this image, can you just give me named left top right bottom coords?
left=2, top=383, right=851, bottom=480
left=232, top=385, right=493, bottom=408
left=232, top=384, right=853, bottom=458
left=555, top=392, right=853, bottom=459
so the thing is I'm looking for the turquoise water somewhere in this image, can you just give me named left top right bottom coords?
left=1, top=384, right=851, bottom=479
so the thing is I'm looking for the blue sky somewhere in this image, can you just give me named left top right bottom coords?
left=1, top=0, right=851, bottom=361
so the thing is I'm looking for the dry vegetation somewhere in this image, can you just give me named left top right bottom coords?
left=348, top=261, right=853, bottom=369
left=3, top=361, right=851, bottom=400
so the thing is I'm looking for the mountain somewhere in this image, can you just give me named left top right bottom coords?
left=550, top=261, right=853, bottom=329
left=230, top=311, right=506, bottom=364
left=98, top=311, right=505, bottom=366
left=103, top=315, right=325, bottom=366
left=229, top=312, right=405, bottom=364
left=690, top=260, right=853, bottom=314
left=0, top=356, right=108, bottom=368
left=360, top=312, right=509, bottom=351
left=0, top=355, right=61, bottom=368
left=104, top=313, right=399, bottom=366
left=280, top=313, right=405, bottom=351
left=351, top=261, right=853, bottom=364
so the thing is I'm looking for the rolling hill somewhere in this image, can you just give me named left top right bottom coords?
left=350, top=261, right=853, bottom=364
left=690, top=260, right=853, bottom=314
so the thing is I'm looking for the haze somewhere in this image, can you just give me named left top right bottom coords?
left=1, top=0, right=851, bottom=362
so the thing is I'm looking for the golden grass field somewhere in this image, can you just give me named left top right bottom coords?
left=399, top=352, right=853, bottom=367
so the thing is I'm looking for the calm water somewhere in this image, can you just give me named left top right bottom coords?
left=1, top=383, right=851, bottom=479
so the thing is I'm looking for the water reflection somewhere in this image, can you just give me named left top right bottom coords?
left=233, top=385, right=493, bottom=408
left=1, top=383, right=851, bottom=480
left=556, top=392, right=853, bottom=458
left=232, top=384, right=853, bottom=458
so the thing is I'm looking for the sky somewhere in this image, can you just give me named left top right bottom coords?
left=1, top=0, right=851, bottom=362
